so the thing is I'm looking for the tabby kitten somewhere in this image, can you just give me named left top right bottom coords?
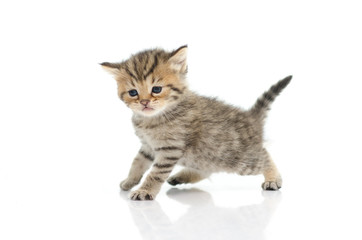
left=101, top=45, right=291, bottom=200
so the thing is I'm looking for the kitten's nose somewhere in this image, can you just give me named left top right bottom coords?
left=140, top=99, right=150, bottom=106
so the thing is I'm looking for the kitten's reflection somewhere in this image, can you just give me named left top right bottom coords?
left=120, top=189, right=281, bottom=240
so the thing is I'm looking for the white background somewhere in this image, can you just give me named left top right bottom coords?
left=1, top=0, right=361, bottom=239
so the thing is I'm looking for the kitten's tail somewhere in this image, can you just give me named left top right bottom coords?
left=249, top=75, right=292, bottom=120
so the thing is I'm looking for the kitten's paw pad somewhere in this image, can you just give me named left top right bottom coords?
left=130, top=190, right=154, bottom=201
left=262, top=181, right=282, bottom=191
left=120, top=179, right=138, bottom=191
left=167, top=176, right=184, bottom=186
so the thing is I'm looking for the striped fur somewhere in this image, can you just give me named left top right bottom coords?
left=101, top=46, right=291, bottom=200
left=250, top=75, right=292, bottom=120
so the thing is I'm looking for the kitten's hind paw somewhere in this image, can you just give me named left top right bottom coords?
left=130, top=189, right=154, bottom=201
left=167, top=169, right=208, bottom=186
left=262, top=181, right=282, bottom=191
left=167, top=178, right=182, bottom=186
left=167, top=176, right=184, bottom=186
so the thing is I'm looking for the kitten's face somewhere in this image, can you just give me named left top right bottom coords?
left=101, top=46, right=188, bottom=117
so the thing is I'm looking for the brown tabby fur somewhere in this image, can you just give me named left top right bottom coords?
left=101, top=46, right=291, bottom=200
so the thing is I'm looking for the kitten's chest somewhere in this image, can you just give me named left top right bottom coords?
left=134, top=124, right=185, bottom=149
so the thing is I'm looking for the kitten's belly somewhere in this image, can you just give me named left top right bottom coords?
left=177, top=151, right=223, bottom=173
left=177, top=148, right=255, bottom=173
left=177, top=156, right=203, bottom=170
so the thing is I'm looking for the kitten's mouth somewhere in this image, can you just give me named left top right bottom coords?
left=142, top=107, right=154, bottom=112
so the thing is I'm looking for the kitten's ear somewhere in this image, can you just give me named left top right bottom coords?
left=100, top=62, right=121, bottom=76
left=168, top=45, right=188, bottom=73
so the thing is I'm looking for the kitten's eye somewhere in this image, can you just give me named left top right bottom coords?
left=128, top=89, right=138, bottom=97
left=152, top=86, right=162, bottom=94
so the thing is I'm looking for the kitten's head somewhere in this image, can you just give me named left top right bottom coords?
left=101, top=45, right=188, bottom=117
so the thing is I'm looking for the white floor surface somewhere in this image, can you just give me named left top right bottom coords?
left=1, top=159, right=361, bottom=240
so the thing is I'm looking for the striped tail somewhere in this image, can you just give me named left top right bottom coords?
left=249, top=75, right=292, bottom=119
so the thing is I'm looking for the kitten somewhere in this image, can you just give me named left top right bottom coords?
left=101, top=45, right=291, bottom=200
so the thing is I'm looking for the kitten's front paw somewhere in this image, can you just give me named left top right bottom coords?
left=262, top=181, right=282, bottom=191
left=120, top=178, right=139, bottom=191
left=130, top=189, right=154, bottom=201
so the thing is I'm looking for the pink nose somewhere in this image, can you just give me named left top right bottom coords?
left=140, top=99, right=150, bottom=106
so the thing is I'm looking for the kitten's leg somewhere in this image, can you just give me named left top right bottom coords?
left=261, top=149, right=282, bottom=191
left=167, top=168, right=209, bottom=186
left=120, top=146, right=154, bottom=191
left=130, top=147, right=183, bottom=200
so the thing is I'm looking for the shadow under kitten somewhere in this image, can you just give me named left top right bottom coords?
left=120, top=188, right=282, bottom=240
